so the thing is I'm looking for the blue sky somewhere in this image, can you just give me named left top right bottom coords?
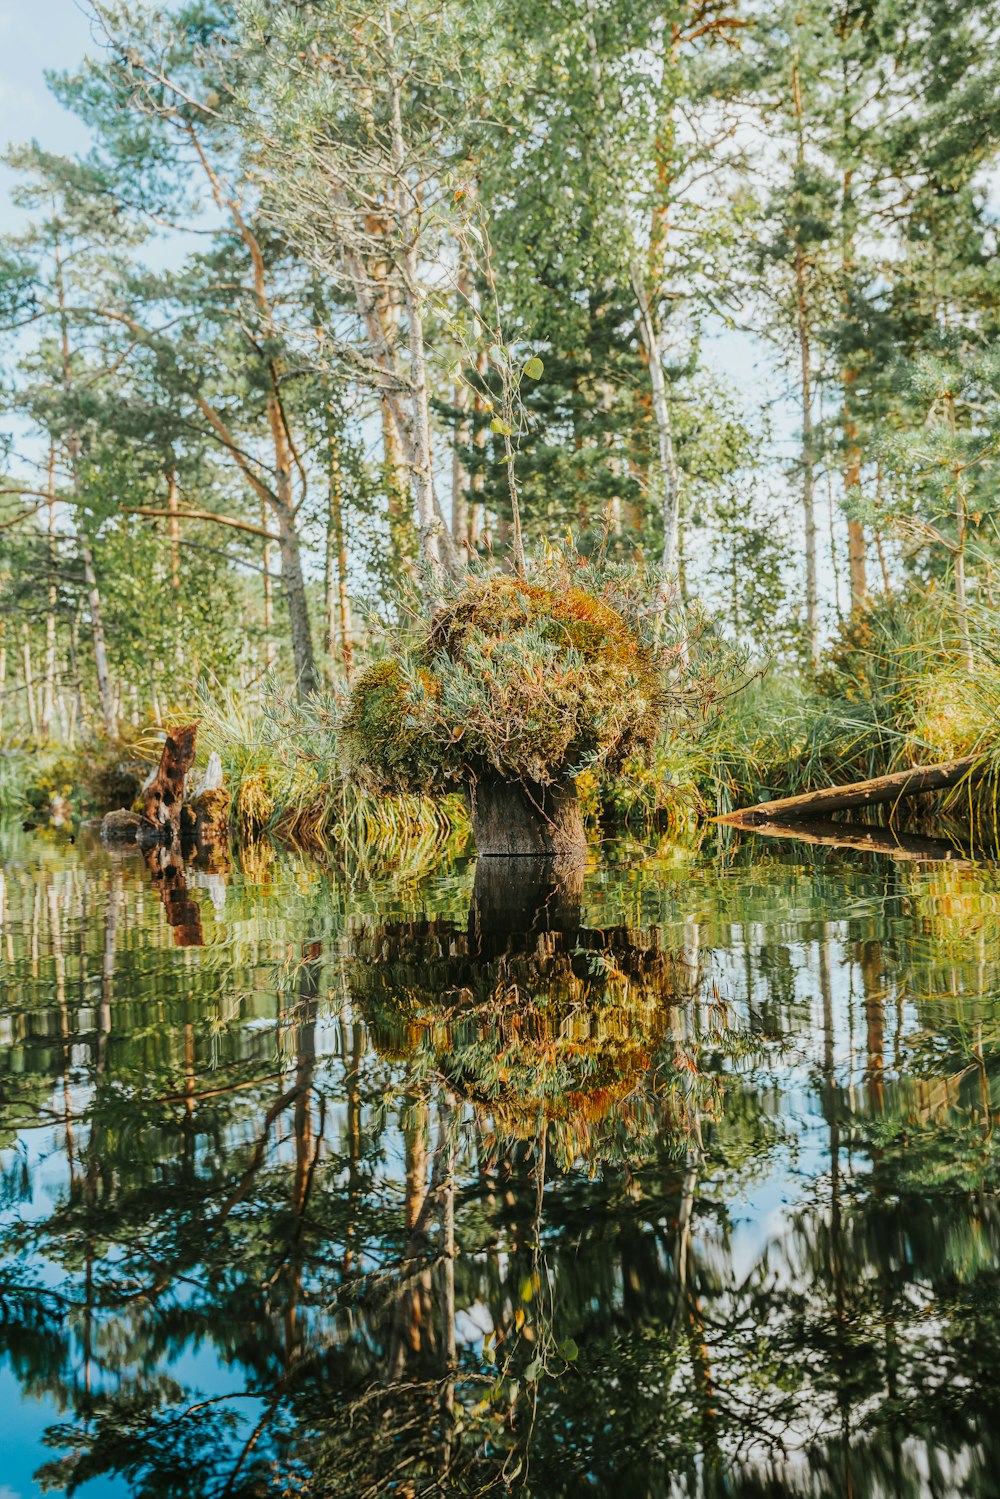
left=0, top=0, right=96, bottom=225
left=0, top=0, right=805, bottom=614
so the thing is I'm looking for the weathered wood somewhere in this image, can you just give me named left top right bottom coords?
left=723, top=818, right=977, bottom=865
left=714, top=754, right=984, bottom=828
left=182, top=750, right=230, bottom=845
left=142, top=723, right=198, bottom=833
left=467, top=776, right=587, bottom=858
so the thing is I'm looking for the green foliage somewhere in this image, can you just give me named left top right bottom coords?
left=197, top=686, right=469, bottom=872
left=342, top=554, right=680, bottom=794
left=0, top=751, right=31, bottom=812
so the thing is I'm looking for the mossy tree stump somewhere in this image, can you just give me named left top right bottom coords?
left=341, top=567, right=670, bottom=862
left=467, top=777, right=586, bottom=858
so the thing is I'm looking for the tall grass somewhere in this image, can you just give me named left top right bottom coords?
left=187, top=589, right=1000, bottom=855
left=693, top=590, right=1000, bottom=822
left=594, top=589, right=1000, bottom=831
left=197, top=687, right=469, bottom=873
left=0, top=751, right=31, bottom=812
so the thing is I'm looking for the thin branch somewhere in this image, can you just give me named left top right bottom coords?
left=126, top=505, right=280, bottom=541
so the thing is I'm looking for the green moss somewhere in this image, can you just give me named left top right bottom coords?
left=341, top=561, right=671, bottom=797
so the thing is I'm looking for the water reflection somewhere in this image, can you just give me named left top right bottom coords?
left=0, top=824, right=999, bottom=1496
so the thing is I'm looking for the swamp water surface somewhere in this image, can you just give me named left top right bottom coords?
left=1, top=821, right=999, bottom=1498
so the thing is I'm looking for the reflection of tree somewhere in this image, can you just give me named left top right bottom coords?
left=3, top=830, right=1000, bottom=1494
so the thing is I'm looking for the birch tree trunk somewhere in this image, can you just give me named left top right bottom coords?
left=840, top=161, right=868, bottom=612
left=41, top=447, right=58, bottom=737
left=276, top=510, right=318, bottom=699
left=264, top=392, right=317, bottom=698
left=79, top=530, right=117, bottom=739
left=631, top=262, right=681, bottom=606
left=22, top=626, right=39, bottom=740
left=792, top=54, right=819, bottom=664
left=384, top=11, right=458, bottom=594
left=325, top=413, right=354, bottom=680
left=451, top=379, right=470, bottom=548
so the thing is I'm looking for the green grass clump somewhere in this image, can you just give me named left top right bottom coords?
left=675, top=588, right=1000, bottom=826
left=0, top=751, right=31, bottom=812
left=197, top=686, right=468, bottom=873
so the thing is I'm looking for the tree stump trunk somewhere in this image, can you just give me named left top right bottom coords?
left=467, top=776, right=586, bottom=858
left=142, top=723, right=198, bottom=834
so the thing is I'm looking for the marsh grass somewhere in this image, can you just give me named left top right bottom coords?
left=42, top=585, right=996, bottom=858
left=0, top=750, right=31, bottom=811
left=195, top=588, right=1000, bottom=855
left=696, top=591, right=1000, bottom=823
left=595, top=590, right=1000, bottom=832
left=196, top=686, right=469, bottom=874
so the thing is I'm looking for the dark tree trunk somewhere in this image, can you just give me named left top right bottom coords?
left=467, top=776, right=586, bottom=858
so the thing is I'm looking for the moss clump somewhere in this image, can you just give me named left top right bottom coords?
left=342, top=560, right=669, bottom=796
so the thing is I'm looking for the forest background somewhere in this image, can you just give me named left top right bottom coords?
left=2, top=0, right=1000, bottom=837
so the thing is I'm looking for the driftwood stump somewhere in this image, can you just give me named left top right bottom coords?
left=142, top=724, right=198, bottom=834
left=467, top=776, right=586, bottom=859
left=181, top=751, right=230, bottom=849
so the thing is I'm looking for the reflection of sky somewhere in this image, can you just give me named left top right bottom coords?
left=0, top=1364, right=129, bottom=1499
left=4, top=831, right=1000, bottom=1487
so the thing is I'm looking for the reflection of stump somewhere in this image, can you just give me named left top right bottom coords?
left=470, top=855, right=584, bottom=948
left=144, top=842, right=204, bottom=947
left=467, top=776, right=586, bottom=858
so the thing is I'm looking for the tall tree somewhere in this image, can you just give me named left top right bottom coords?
left=70, top=1, right=322, bottom=695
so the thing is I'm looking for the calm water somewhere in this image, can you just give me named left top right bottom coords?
left=1, top=820, right=1000, bottom=1498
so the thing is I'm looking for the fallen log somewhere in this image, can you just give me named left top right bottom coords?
left=714, top=754, right=985, bottom=828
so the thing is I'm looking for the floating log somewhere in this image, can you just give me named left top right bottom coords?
left=714, top=754, right=984, bottom=828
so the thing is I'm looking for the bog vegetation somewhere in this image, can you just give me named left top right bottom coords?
left=2, top=0, right=1000, bottom=842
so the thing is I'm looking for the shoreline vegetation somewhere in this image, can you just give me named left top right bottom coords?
left=2, top=4, right=1000, bottom=860
left=7, top=583, right=1000, bottom=862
